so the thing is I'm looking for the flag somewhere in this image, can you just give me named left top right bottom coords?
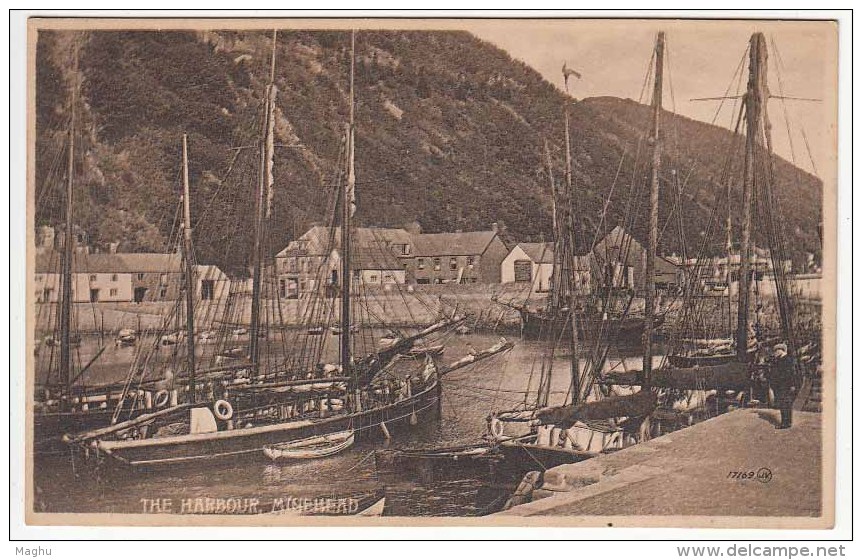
left=264, top=84, right=278, bottom=218
left=562, top=62, right=582, bottom=89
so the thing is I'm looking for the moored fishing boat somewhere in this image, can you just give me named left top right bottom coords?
left=62, top=30, right=510, bottom=470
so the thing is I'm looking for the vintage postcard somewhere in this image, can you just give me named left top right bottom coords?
left=20, top=15, right=839, bottom=529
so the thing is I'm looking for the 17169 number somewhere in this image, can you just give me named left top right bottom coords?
left=728, top=468, right=773, bottom=483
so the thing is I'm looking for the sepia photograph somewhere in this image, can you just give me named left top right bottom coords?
left=13, top=12, right=844, bottom=535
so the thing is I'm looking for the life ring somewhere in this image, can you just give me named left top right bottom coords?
left=489, top=416, right=505, bottom=440
left=213, top=399, right=234, bottom=421
left=154, top=390, right=170, bottom=408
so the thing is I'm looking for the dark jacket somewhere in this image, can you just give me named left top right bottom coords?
left=769, top=354, right=798, bottom=394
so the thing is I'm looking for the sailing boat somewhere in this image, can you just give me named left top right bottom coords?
left=378, top=36, right=670, bottom=482
left=34, top=38, right=127, bottom=451
left=604, top=32, right=804, bottom=397
left=493, top=33, right=668, bottom=461
left=495, top=66, right=662, bottom=342
left=63, top=30, right=509, bottom=469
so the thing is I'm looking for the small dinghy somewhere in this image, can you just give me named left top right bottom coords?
left=263, top=430, right=355, bottom=461
left=116, top=328, right=137, bottom=346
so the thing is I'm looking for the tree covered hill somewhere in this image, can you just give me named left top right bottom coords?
left=35, top=29, right=823, bottom=275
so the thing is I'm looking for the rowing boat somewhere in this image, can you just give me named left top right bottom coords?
left=263, top=430, right=355, bottom=461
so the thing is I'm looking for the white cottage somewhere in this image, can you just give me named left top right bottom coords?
left=501, top=242, right=555, bottom=292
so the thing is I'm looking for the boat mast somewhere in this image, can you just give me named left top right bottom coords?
left=341, top=30, right=356, bottom=393
left=562, top=68, right=580, bottom=403
left=249, top=30, right=278, bottom=372
left=642, top=31, right=665, bottom=389
left=181, top=134, right=197, bottom=400
left=59, top=39, right=80, bottom=410
left=544, top=139, right=561, bottom=312
left=737, top=33, right=767, bottom=361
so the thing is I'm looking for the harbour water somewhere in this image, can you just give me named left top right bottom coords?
left=33, top=329, right=662, bottom=517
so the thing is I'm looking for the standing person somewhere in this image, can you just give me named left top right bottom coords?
left=769, top=343, right=797, bottom=429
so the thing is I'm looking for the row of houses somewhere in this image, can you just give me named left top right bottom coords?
left=34, top=223, right=794, bottom=304
left=34, top=250, right=230, bottom=304
left=274, top=224, right=510, bottom=298
left=273, top=223, right=690, bottom=297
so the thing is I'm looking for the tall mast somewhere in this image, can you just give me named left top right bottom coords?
left=249, top=30, right=278, bottom=371
left=181, top=134, right=197, bottom=399
left=341, top=30, right=356, bottom=387
left=642, top=31, right=665, bottom=389
left=544, top=139, right=561, bottom=311
left=562, top=69, right=580, bottom=403
left=737, top=33, right=767, bottom=361
left=59, top=39, right=80, bottom=409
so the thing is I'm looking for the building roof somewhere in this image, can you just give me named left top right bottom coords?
left=114, top=253, right=183, bottom=273
left=351, top=244, right=404, bottom=271
left=34, top=251, right=226, bottom=275
left=518, top=242, right=555, bottom=264
left=276, top=226, right=412, bottom=258
left=412, top=231, right=498, bottom=257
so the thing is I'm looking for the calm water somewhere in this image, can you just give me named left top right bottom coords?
left=33, top=330, right=660, bottom=517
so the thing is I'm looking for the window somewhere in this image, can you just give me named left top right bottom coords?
left=417, top=258, right=425, bottom=270
left=417, top=278, right=430, bottom=285
left=89, top=288, right=100, bottom=302
left=35, top=275, right=43, bottom=282
left=201, top=280, right=215, bottom=301
left=383, top=273, right=393, bottom=283
left=467, top=256, right=475, bottom=268
left=159, top=273, right=168, bottom=286
left=449, top=257, right=458, bottom=271
left=137, top=273, right=145, bottom=281
left=89, top=274, right=97, bottom=282
left=369, top=274, right=378, bottom=283
left=514, top=260, right=532, bottom=283
left=109, top=288, right=118, bottom=297
left=279, top=279, right=287, bottom=298
left=159, top=287, right=168, bottom=299
left=433, top=258, right=441, bottom=271
left=402, top=244, right=410, bottom=255
left=111, top=274, right=118, bottom=282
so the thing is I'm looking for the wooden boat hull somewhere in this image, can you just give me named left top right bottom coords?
left=263, top=431, right=355, bottom=460
left=403, top=345, right=445, bottom=358
left=35, top=408, right=118, bottom=454
left=667, top=347, right=756, bottom=368
left=375, top=444, right=505, bottom=483
left=89, top=380, right=442, bottom=469
left=498, top=441, right=595, bottom=475
left=603, top=360, right=753, bottom=390
left=519, top=310, right=660, bottom=340
left=667, top=352, right=737, bottom=368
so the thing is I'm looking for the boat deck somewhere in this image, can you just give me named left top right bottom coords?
left=496, top=408, right=827, bottom=526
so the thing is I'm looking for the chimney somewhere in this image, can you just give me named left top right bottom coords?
left=109, top=242, right=119, bottom=254
left=491, top=222, right=499, bottom=233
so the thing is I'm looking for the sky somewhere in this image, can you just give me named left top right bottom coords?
left=466, top=19, right=837, bottom=179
